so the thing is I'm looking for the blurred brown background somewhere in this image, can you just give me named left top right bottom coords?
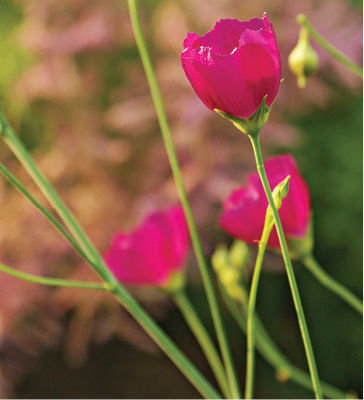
left=0, top=0, right=362, bottom=398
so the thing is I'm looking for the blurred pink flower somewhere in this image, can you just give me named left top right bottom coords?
left=104, top=206, right=189, bottom=285
left=220, top=155, right=310, bottom=249
left=180, top=14, right=281, bottom=119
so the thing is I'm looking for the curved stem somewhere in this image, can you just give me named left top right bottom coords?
left=219, top=285, right=346, bottom=399
left=0, top=262, right=108, bottom=290
left=249, top=134, right=322, bottom=399
left=245, top=213, right=274, bottom=398
left=0, top=164, right=95, bottom=267
left=297, top=13, right=363, bottom=79
left=0, top=118, right=219, bottom=399
left=126, top=1, right=240, bottom=397
left=302, top=255, right=363, bottom=314
left=174, top=291, right=231, bottom=398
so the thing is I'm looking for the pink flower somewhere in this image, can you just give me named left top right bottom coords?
left=104, top=206, right=189, bottom=286
left=181, top=14, right=281, bottom=119
left=220, top=155, right=310, bottom=249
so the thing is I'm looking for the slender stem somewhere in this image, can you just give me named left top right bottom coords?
left=297, top=13, right=363, bottom=79
left=174, top=290, right=231, bottom=398
left=249, top=134, right=322, bottom=399
left=219, top=285, right=346, bottom=399
left=0, top=163, right=95, bottom=267
left=0, top=115, right=102, bottom=270
left=302, top=255, right=363, bottom=314
left=0, top=262, right=109, bottom=290
left=245, top=214, right=274, bottom=398
left=0, top=121, right=219, bottom=399
left=126, top=1, right=240, bottom=397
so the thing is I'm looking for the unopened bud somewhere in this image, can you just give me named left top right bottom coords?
left=288, top=27, right=319, bottom=88
left=272, top=175, right=291, bottom=209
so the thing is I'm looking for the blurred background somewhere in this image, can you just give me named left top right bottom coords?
left=0, top=0, right=362, bottom=398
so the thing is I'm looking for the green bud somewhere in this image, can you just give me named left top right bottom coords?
left=229, top=240, right=250, bottom=271
left=211, top=244, right=229, bottom=274
left=272, top=175, right=291, bottom=209
left=215, top=95, right=271, bottom=137
left=288, top=27, right=319, bottom=88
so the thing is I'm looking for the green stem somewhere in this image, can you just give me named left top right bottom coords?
left=0, top=116, right=102, bottom=270
left=297, top=13, right=363, bottom=79
left=126, top=1, right=240, bottom=397
left=245, top=214, right=274, bottom=398
left=302, top=254, right=363, bottom=315
left=0, top=119, right=219, bottom=399
left=249, top=134, right=322, bottom=399
left=0, top=262, right=109, bottom=290
left=219, top=285, right=346, bottom=399
left=174, top=290, right=231, bottom=398
left=0, top=163, right=94, bottom=266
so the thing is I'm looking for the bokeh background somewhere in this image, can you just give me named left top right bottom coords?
left=0, top=0, right=362, bottom=398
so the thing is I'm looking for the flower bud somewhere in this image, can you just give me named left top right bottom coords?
left=288, top=28, right=319, bottom=88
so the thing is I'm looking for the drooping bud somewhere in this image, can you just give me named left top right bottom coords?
left=288, top=27, right=319, bottom=88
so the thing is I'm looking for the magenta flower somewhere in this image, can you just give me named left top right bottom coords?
left=104, top=206, right=189, bottom=286
left=220, top=155, right=310, bottom=249
left=181, top=14, right=281, bottom=119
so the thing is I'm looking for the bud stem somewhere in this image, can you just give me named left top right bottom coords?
left=296, top=14, right=363, bottom=79
left=245, top=206, right=275, bottom=398
left=301, top=254, right=363, bottom=314
left=248, top=134, right=322, bottom=399
left=173, top=290, right=231, bottom=398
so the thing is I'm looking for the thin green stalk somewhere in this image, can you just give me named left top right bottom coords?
left=302, top=254, right=363, bottom=315
left=0, top=163, right=94, bottom=266
left=0, top=116, right=102, bottom=270
left=0, top=119, right=219, bottom=399
left=297, top=13, right=363, bottom=79
left=126, top=1, right=240, bottom=397
left=245, top=213, right=274, bottom=398
left=249, top=134, right=322, bottom=399
left=219, top=285, right=346, bottom=399
left=174, top=290, right=230, bottom=398
left=0, top=262, right=109, bottom=290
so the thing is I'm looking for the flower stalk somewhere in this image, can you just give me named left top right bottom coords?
left=296, top=14, right=363, bottom=79
left=301, top=255, right=363, bottom=315
left=248, top=133, right=322, bottom=399
left=173, top=290, right=231, bottom=398
left=245, top=176, right=290, bottom=399
left=126, top=0, right=240, bottom=397
left=219, top=285, right=348, bottom=399
left=0, top=262, right=109, bottom=291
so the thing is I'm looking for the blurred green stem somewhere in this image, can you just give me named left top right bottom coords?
left=302, top=254, right=363, bottom=314
left=127, top=0, right=240, bottom=397
left=0, top=164, right=94, bottom=266
left=174, top=291, right=230, bottom=398
left=0, top=114, right=220, bottom=399
left=220, top=285, right=347, bottom=399
left=245, top=208, right=275, bottom=398
left=297, top=14, right=363, bottom=79
left=0, top=262, right=109, bottom=290
left=248, top=134, right=322, bottom=399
